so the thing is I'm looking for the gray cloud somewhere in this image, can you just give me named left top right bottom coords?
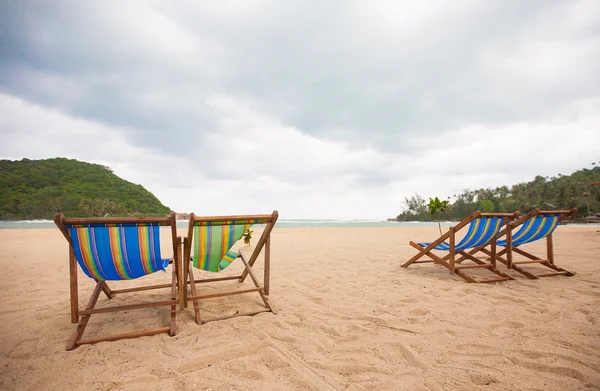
left=1, top=0, right=599, bottom=218
left=3, top=1, right=599, bottom=150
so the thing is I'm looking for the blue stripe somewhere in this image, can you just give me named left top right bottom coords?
left=69, top=224, right=169, bottom=281
left=461, top=218, right=502, bottom=250
left=69, top=228, right=95, bottom=279
left=119, top=226, right=135, bottom=277
left=456, top=219, right=484, bottom=249
left=150, top=225, right=163, bottom=272
left=417, top=217, right=503, bottom=251
left=124, top=226, right=145, bottom=278
left=520, top=216, right=558, bottom=245
left=497, top=215, right=559, bottom=247
left=92, top=227, right=122, bottom=280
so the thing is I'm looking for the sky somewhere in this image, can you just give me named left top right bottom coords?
left=1, top=1, right=599, bottom=220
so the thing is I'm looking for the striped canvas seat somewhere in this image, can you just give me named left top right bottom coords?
left=67, top=223, right=170, bottom=280
left=183, top=212, right=279, bottom=324
left=496, top=214, right=559, bottom=247
left=191, top=221, right=260, bottom=272
left=417, top=217, right=504, bottom=251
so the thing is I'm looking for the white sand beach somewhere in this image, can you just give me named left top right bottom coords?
left=0, top=225, right=599, bottom=390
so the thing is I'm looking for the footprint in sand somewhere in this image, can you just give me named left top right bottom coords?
left=470, top=373, right=497, bottom=386
left=488, top=320, right=525, bottom=336
left=408, top=308, right=430, bottom=317
left=506, top=320, right=525, bottom=329
left=241, top=370, right=265, bottom=380
left=319, top=325, right=342, bottom=337
left=586, top=314, right=597, bottom=325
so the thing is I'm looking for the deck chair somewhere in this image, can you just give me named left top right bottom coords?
left=54, top=213, right=181, bottom=350
left=182, top=211, right=278, bottom=324
left=402, top=211, right=519, bottom=283
left=474, top=208, right=577, bottom=279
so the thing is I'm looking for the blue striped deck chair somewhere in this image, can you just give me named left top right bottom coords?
left=402, top=211, right=519, bottom=283
left=54, top=213, right=181, bottom=350
left=182, top=211, right=279, bottom=324
left=474, top=208, right=577, bottom=279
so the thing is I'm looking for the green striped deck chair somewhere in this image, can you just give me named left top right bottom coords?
left=403, top=211, right=519, bottom=283
left=472, top=208, right=577, bottom=279
left=183, top=211, right=279, bottom=324
left=54, top=213, right=181, bottom=350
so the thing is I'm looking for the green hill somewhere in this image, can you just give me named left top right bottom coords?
left=0, top=158, right=172, bottom=220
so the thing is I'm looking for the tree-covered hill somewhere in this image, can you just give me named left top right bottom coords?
left=0, top=158, right=171, bottom=220
left=397, top=162, right=600, bottom=221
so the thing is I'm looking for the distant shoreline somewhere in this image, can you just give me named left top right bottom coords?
left=0, top=219, right=598, bottom=230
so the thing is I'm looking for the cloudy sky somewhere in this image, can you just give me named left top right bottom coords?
left=1, top=1, right=599, bottom=219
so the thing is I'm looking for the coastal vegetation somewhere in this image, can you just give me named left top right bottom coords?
left=427, top=196, right=449, bottom=235
left=0, top=158, right=171, bottom=220
left=397, top=163, right=600, bottom=221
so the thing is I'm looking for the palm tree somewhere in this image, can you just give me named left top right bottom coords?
left=428, top=197, right=449, bottom=236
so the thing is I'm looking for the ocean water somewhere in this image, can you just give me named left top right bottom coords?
left=2, top=219, right=596, bottom=230
left=0, top=219, right=456, bottom=230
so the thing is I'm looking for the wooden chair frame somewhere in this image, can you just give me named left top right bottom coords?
left=467, top=208, right=577, bottom=279
left=182, top=211, right=278, bottom=324
left=54, top=213, right=182, bottom=350
left=402, top=211, right=519, bottom=283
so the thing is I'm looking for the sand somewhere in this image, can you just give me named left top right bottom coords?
left=0, top=225, right=599, bottom=390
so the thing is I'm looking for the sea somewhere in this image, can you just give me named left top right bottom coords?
left=1, top=219, right=596, bottom=230
left=0, top=219, right=457, bottom=230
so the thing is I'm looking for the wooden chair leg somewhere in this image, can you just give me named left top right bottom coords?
left=506, top=225, right=513, bottom=269
left=182, top=238, right=190, bottom=310
left=169, top=262, right=177, bottom=336
left=67, top=281, right=104, bottom=350
left=239, top=253, right=271, bottom=311
left=402, top=245, right=431, bottom=267
left=264, top=236, right=271, bottom=296
left=69, top=247, right=79, bottom=324
left=100, top=281, right=113, bottom=299
left=449, top=227, right=456, bottom=274
left=176, top=237, right=183, bottom=310
left=547, top=233, right=554, bottom=265
left=490, top=240, right=497, bottom=269
left=187, top=264, right=202, bottom=324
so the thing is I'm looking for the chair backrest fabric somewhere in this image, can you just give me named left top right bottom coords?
left=67, top=223, right=167, bottom=281
left=419, top=217, right=504, bottom=251
left=191, top=219, right=265, bottom=272
left=497, top=214, right=560, bottom=247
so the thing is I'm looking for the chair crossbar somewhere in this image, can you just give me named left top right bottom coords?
left=187, top=287, right=263, bottom=301
left=79, top=299, right=178, bottom=315
left=512, top=259, right=548, bottom=265
left=455, top=264, right=492, bottom=270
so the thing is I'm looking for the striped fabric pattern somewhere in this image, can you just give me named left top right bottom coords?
left=497, top=215, right=560, bottom=247
left=192, top=223, right=252, bottom=272
left=67, top=223, right=169, bottom=281
left=196, top=219, right=264, bottom=226
left=418, top=217, right=504, bottom=251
